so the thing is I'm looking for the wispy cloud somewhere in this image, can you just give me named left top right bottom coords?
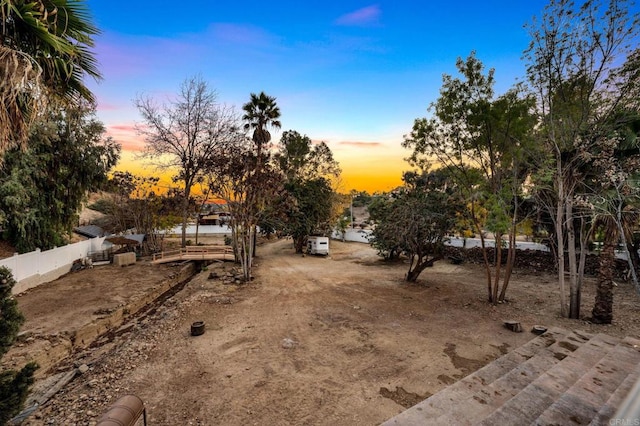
left=107, top=123, right=144, bottom=151
left=210, top=23, right=280, bottom=46
left=335, top=5, right=381, bottom=27
left=95, top=100, right=121, bottom=111
left=338, top=141, right=383, bottom=148
left=109, top=124, right=137, bottom=132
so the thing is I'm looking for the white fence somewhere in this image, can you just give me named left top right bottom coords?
left=335, top=229, right=552, bottom=250
left=0, top=237, right=106, bottom=294
left=163, top=224, right=232, bottom=237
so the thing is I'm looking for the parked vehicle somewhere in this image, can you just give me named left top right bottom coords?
left=307, top=236, right=329, bottom=255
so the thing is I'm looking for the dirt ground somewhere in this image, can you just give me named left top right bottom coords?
left=11, top=238, right=640, bottom=425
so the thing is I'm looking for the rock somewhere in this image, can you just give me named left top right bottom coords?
left=208, top=271, right=219, bottom=279
left=504, top=320, right=523, bottom=333
left=282, top=338, right=296, bottom=349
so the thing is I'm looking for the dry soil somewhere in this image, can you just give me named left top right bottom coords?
left=11, top=238, right=640, bottom=425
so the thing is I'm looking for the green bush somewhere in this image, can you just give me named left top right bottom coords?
left=0, top=267, right=37, bottom=424
left=87, top=198, right=114, bottom=214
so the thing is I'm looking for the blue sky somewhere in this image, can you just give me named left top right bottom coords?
left=85, top=0, right=551, bottom=192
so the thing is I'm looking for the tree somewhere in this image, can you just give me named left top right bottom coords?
left=0, top=102, right=119, bottom=252
left=135, top=76, right=239, bottom=247
left=403, top=52, right=536, bottom=303
left=370, top=170, right=463, bottom=282
left=588, top=109, right=640, bottom=323
left=208, top=137, right=283, bottom=281
left=0, top=266, right=37, bottom=425
left=273, top=130, right=341, bottom=252
left=591, top=216, right=619, bottom=324
left=102, top=171, right=182, bottom=253
left=281, top=178, right=336, bottom=253
left=274, top=130, right=340, bottom=180
left=0, top=0, right=101, bottom=154
left=368, top=194, right=401, bottom=260
left=242, top=91, right=281, bottom=160
left=525, top=0, right=640, bottom=318
left=239, top=91, right=282, bottom=254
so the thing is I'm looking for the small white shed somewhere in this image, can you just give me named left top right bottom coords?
left=307, top=236, right=329, bottom=255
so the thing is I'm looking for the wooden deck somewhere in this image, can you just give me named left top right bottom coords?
left=151, top=245, right=234, bottom=264
left=381, top=327, right=640, bottom=425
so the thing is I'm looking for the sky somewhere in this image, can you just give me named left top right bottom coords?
left=84, top=0, right=552, bottom=194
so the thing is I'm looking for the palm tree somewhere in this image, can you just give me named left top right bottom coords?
left=239, top=92, right=281, bottom=258
left=0, top=0, right=101, bottom=155
left=241, top=91, right=281, bottom=158
left=591, top=216, right=620, bottom=324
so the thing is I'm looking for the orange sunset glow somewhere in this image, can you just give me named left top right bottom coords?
left=110, top=127, right=409, bottom=194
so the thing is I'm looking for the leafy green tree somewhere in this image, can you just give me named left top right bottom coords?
left=404, top=52, right=536, bottom=302
left=135, top=76, right=239, bottom=247
left=274, top=130, right=340, bottom=180
left=525, top=0, right=640, bottom=318
left=0, top=103, right=119, bottom=252
left=0, top=0, right=101, bottom=154
left=371, top=170, right=463, bottom=282
left=351, top=191, right=372, bottom=208
left=367, top=194, right=401, bottom=260
left=282, top=178, right=336, bottom=253
left=272, top=130, right=341, bottom=252
left=0, top=267, right=37, bottom=425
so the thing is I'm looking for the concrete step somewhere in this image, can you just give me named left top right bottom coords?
left=380, top=328, right=588, bottom=425
left=477, top=333, right=621, bottom=425
left=381, top=330, right=640, bottom=426
left=588, top=337, right=640, bottom=426
left=535, top=337, right=640, bottom=425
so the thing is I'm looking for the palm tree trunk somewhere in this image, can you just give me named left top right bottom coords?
left=592, top=224, right=617, bottom=324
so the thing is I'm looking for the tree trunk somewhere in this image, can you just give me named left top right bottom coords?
left=472, top=200, right=493, bottom=302
left=625, top=237, right=640, bottom=282
left=499, top=224, right=517, bottom=302
left=294, top=235, right=305, bottom=254
left=406, top=256, right=442, bottom=282
left=500, top=161, right=520, bottom=302
left=616, top=196, right=640, bottom=293
left=492, top=233, right=502, bottom=304
left=577, top=216, right=588, bottom=316
left=567, top=197, right=579, bottom=319
left=181, top=184, right=192, bottom=248
left=556, top=164, right=568, bottom=317
left=592, top=228, right=616, bottom=324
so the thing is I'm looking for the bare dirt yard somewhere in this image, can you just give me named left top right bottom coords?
left=10, top=238, right=640, bottom=425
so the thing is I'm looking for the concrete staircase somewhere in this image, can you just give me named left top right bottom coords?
left=381, top=328, right=640, bottom=425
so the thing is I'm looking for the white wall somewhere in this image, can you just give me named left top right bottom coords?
left=0, top=237, right=106, bottom=294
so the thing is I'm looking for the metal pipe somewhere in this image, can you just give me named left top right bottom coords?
left=96, top=394, right=146, bottom=426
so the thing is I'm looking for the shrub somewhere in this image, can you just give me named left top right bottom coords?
left=0, top=267, right=37, bottom=424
